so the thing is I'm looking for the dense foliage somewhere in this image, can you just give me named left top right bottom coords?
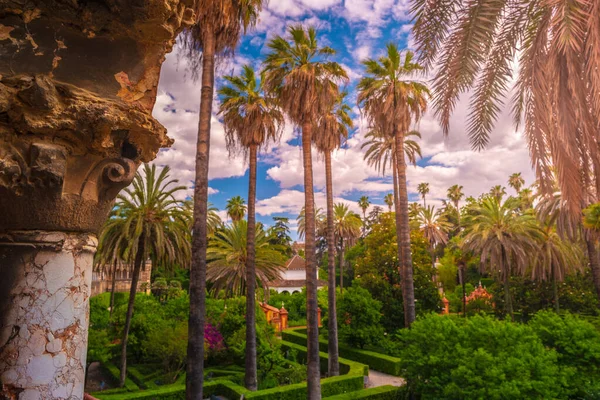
left=352, top=213, right=440, bottom=332
left=391, top=313, right=600, bottom=399
left=336, top=286, right=384, bottom=349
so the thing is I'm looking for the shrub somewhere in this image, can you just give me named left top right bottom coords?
left=529, top=311, right=600, bottom=396
left=325, top=385, right=406, bottom=399
left=392, top=314, right=568, bottom=399
left=337, top=286, right=384, bottom=349
left=141, top=320, right=188, bottom=382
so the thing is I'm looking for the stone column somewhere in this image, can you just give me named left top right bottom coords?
left=0, top=2, right=195, bottom=399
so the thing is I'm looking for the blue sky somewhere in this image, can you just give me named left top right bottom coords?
left=151, top=0, right=533, bottom=239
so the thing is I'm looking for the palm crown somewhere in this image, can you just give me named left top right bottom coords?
left=218, top=64, right=284, bottom=154
left=362, top=129, right=422, bottom=174
left=262, top=25, right=347, bottom=125
left=226, top=196, right=247, bottom=222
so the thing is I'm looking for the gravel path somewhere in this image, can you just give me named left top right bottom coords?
left=366, top=370, right=405, bottom=388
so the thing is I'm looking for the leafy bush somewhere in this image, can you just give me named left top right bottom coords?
left=529, top=311, right=600, bottom=396
left=392, top=314, right=568, bottom=399
left=325, top=385, right=406, bottom=399
left=141, top=320, right=188, bottom=382
left=337, top=286, right=384, bottom=349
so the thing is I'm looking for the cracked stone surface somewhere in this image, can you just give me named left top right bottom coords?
left=0, top=232, right=96, bottom=399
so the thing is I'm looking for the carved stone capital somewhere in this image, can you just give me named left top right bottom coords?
left=0, top=0, right=197, bottom=233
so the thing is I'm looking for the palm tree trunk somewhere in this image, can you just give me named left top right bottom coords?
left=394, top=133, right=416, bottom=327
left=324, top=151, right=339, bottom=377
left=585, top=237, right=600, bottom=307
left=187, top=29, right=215, bottom=400
left=339, top=239, right=345, bottom=293
left=392, top=151, right=407, bottom=322
left=501, top=247, right=513, bottom=320
left=109, top=260, right=118, bottom=321
left=301, top=121, right=321, bottom=399
left=551, top=262, right=559, bottom=313
left=245, top=144, right=258, bottom=391
left=119, top=233, right=145, bottom=387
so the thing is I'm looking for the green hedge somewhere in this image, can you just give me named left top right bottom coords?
left=101, top=362, right=140, bottom=392
left=94, top=340, right=368, bottom=400
left=127, top=366, right=159, bottom=390
left=325, top=385, right=406, bottom=399
left=283, top=328, right=401, bottom=376
left=93, top=380, right=247, bottom=400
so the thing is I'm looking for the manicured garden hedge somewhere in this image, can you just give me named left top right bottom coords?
left=325, top=385, right=405, bottom=399
left=101, top=362, right=140, bottom=392
left=282, top=328, right=401, bottom=376
left=93, top=341, right=368, bottom=400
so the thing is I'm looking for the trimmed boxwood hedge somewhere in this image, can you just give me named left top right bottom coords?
left=93, top=380, right=245, bottom=400
left=93, top=340, right=368, bottom=400
left=282, top=328, right=401, bottom=376
left=101, top=362, right=140, bottom=392
left=325, top=385, right=406, bottom=399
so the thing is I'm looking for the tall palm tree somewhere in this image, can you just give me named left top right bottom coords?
left=411, top=0, right=600, bottom=216
left=508, top=173, right=525, bottom=194
left=447, top=184, right=464, bottom=222
left=358, top=196, right=371, bottom=234
left=531, top=217, right=583, bottom=313
left=417, top=182, right=430, bottom=207
left=313, top=90, right=352, bottom=377
left=384, top=194, right=394, bottom=212
left=489, top=185, right=506, bottom=203
left=218, top=64, right=284, bottom=390
left=262, top=25, right=347, bottom=398
left=181, top=2, right=263, bottom=397
left=226, top=196, right=247, bottom=223
left=297, top=206, right=326, bottom=242
left=333, top=203, right=362, bottom=292
left=417, top=205, right=451, bottom=267
left=99, top=164, right=191, bottom=386
left=206, top=221, right=286, bottom=296
left=461, top=197, right=542, bottom=319
left=183, top=200, right=222, bottom=235
left=357, top=44, right=429, bottom=327
left=518, top=188, right=535, bottom=210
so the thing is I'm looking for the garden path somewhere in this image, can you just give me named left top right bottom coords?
left=366, top=370, right=405, bottom=388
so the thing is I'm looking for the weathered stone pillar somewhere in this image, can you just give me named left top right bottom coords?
left=0, top=1, right=195, bottom=398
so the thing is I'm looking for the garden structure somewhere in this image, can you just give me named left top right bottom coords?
left=0, top=2, right=195, bottom=398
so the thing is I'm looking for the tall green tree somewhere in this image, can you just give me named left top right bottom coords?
left=267, top=217, right=293, bottom=256
left=447, top=185, right=464, bottom=224
left=411, top=0, right=600, bottom=217
left=314, top=90, right=353, bottom=376
left=226, top=196, right=248, bottom=223
left=334, top=203, right=363, bottom=292
left=206, top=221, right=286, bottom=296
left=357, top=45, right=429, bottom=327
left=417, top=182, right=430, bottom=207
left=99, top=164, right=191, bottom=386
left=489, top=185, right=506, bottom=202
left=461, top=197, right=542, bottom=319
left=358, top=196, right=370, bottom=236
left=417, top=205, right=451, bottom=267
left=262, top=25, right=347, bottom=398
left=384, top=194, right=394, bottom=212
left=181, top=2, right=263, bottom=397
left=218, top=64, right=283, bottom=390
left=531, top=217, right=583, bottom=313
left=508, top=173, right=525, bottom=194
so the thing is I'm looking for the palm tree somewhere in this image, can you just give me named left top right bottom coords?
left=447, top=185, right=464, bottom=222
left=384, top=194, right=394, bottom=212
left=262, top=25, right=347, bottom=398
left=461, top=197, right=542, bottom=319
left=417, top=182, right=430, bottom=207
left=489, top=185, right=506, bottom=202
left=99, top=164, right=191, bottom=386
left=183, top=200, right=222, bottom=235
left=411, top=0, right=600, bottom=216
left=181, top=2, right=264, bottom=397
left=518, top=188, right=535, bottom=210
left=226, top=196, right=247, bottom=223
left=531, top=218, right=583, bottom=313
left=417, top=205, right=451, bottom=267
left=333, top=203, right=362, bottom=292
left=218, top=64, right=284, bottom=390
left=508, top=173, right=525, bottom=194
left=313, top=90, right=352, bottom=377
left=297, top=206, right=326, bottom=242
left=357, top=44, right=429, bottom=327
left=358, top=196, right=370, bottom=231
left=206, top=221, right=286, bottom=296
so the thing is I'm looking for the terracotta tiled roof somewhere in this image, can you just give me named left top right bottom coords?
left=269, top=279, right=327, bottom=288
left=284, top=255, right=306, bottom=271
